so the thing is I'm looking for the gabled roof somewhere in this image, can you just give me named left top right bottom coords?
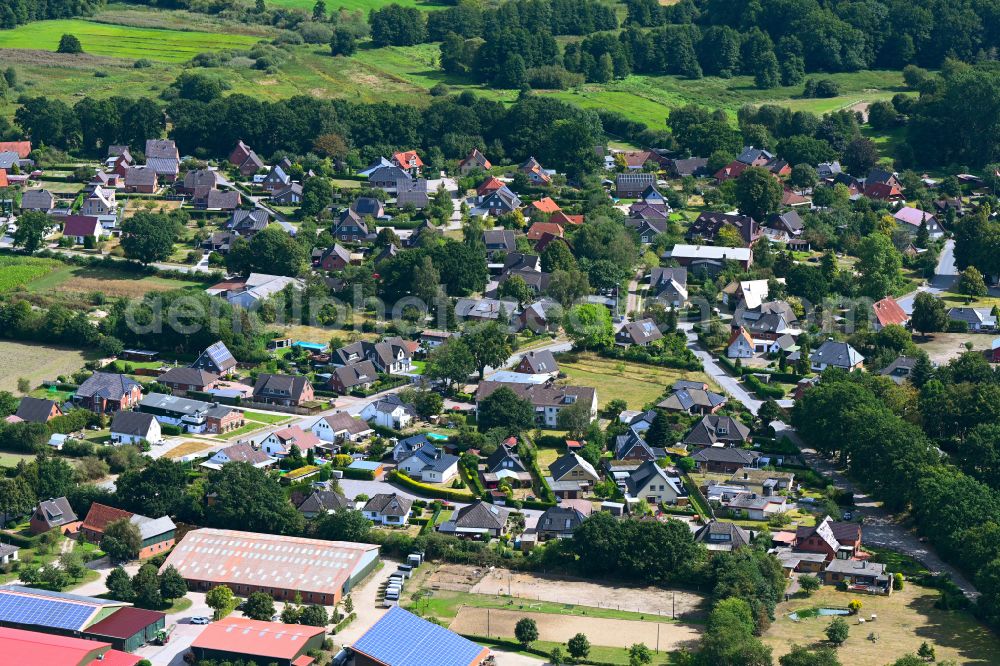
left=145, top=139, right=178, bottom=160
left=157, top=367, right=218, bottom=387
left=625, top=460, right=684, bottom=498
left=14, top=397, right=59, bottom=424
left=192, top=617, right=324, bottom=661
left=0, top=141, right=31, bottom=158
left=34, top=497, right=77, bottom=528
left=657, top=386, right=727, bottom=412
left=872, top=297, right=908, bottom=327
left=194, top=341, right=237, bottom=373
left=454, top=501, right=509, bottom=530
left=76, top=373, right=141, bottom=400
left=727, top=326, right=753, bottom=350
left=516, top=349, right=558, bottom=374
left=110, top=411, right=158, bottom=437
left=691, top=446, right=760, bottom=465
left=484, top=443, right=528, bottom=474
left=125, top=166, right=157, bottom=187
left=363, top=492, right=413, bottom=517
left=684, top=415, right=751, bottom=447
left=81, top=503, right=133, bottom=535
left=212, top=442, right=274, bottom=466
left=536, top=505, right=586, bottom=534
left=298, top=490, right=351, bottom=514
left=548, top=452, right=598, bottom=482
left=694, top=521, right=752, bottom=549
left=253, top=373, right=311, bottom=401
left=810, top=339, right=864, bottom=368
left=617, top=319, right=663, bottom=345
left=317, top=411, right=372, bottom=436
left=62, top=215, right=101, bottom=237
left=460, top=148, right=491, bottom=170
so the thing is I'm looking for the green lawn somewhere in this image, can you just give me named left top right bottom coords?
left=0, top=19, right=261, bottom=62
left=243, top=410, right=293, bottom=424
left=558, top=352, right=713, bottom=410
left=0, top=451, right=36, bottom=467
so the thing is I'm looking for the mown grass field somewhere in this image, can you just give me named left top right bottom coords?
left=765, top=584, right=1000, bottom=666
left=557, top=352, right=713, bottom=410
left=0, top=19, right=261, bottom=62
left=24, top=262, right=210, bottom=298
left=0, top=340, right=94, bottom=393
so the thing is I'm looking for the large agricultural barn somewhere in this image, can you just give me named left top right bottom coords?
left=160, top=528, right=380, bottom=605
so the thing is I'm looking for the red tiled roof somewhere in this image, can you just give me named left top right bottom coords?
left=392, top=150, right=424, bottom=169
left=88, top=650, right=141, bottom=666
left=0, top=627, right=114, bottom=666
left=192, top=617, right=324, bottom=661
left=781, top=189, right=809, bottom=206
left=526, top=222, right=564, bottom=241
left=271, top=426, right=321, bottom=451
left=715, top=161, right=749, bottom=182
left=550, top=211, right=583, bottom=225
left=85, top=607, right=165, bottom=640
left=0, top=169, right=8, bottom=188
left=292, top=656, right=315, bottom=666
left=872, top=297, right=908, bottom=327
left=82, top=503, right=133, bottom=535
left=727, top=326, right=753, bottom=348
left=529, top=197, right=561, bottom=214
left=0, top=141, right=32, bottom=158
left=477, top=176, right=505, bottom=197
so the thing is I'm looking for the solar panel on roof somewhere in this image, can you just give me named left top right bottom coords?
left=352, top=606, right=486, bottom=666
left=0, top=593, right=96, bottom=631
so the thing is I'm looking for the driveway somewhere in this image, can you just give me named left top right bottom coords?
left=799, top=447, right=980, bottom=599
left=330, top=558, right=401, bottom=647
left=897, top=239, right=965, bottom=314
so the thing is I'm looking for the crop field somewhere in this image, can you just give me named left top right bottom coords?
left=0, top=256, right=61, bottom=293
left=0, top=341, right=93, bottom=393
left=0, top=19, right=261, bottom=62
left=23, top=262, right=210, bottom=298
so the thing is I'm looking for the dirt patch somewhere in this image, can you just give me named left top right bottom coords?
left=450, top=607, right=701, bottom=650
left=914, top=332, right=994, bottom=365
left=471, top=570, right=707, bottom=619
left=424, top=563, right=489, bottom=592
left=163, top=441, right=213, bottom=459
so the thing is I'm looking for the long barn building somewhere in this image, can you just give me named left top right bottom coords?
left=159, top=528, right=379, bottom=606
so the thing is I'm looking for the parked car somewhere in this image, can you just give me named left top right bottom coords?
left=190, top=617, right=210, bottom=625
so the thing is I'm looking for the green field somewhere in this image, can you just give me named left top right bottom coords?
left=0, top=256, right=61, bottom=293
left=558, top=352, right=713, bottom=410
left=0, top=19, right=261, bottom=62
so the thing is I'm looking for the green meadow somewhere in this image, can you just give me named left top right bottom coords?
left=0, top=19, right=261, bottom=62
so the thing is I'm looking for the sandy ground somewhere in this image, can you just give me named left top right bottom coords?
left=471, top=570, right=707, bottom=619
left=450, top=607, right=701, bottom=651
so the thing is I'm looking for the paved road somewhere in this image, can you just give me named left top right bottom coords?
left=898, top=239, right=960, bottom=314
left=799, top=447, right=980, bottom=599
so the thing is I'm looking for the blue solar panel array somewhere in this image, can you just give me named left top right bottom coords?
left=0, top=592, right=95, bottom=631
left=352, top=606, right=486, bottom=666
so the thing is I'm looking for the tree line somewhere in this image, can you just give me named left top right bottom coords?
left=0, top=0, right=104, bottom=29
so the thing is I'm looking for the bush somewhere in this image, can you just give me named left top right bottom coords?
left=389, top=470, right=476, bottom=501
left=744, top=374, right=785, bottom=399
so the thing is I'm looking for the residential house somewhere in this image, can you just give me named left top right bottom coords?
left=361, top=394, right=417, bottom=430
left=229, top=141, right=264, bottom=177
left=765, top=211, right=804, bottom=239
left=666, top=157, right=709, bottom=178
left=262, top=165, right=291, bottom=192
left=437, top=501, right=510, bottom=539
left=205, top=405, right=245, bottom=435
left=649, top=267, right=688, bottom=307
left=396, top=178, right=429, bottom=209
left=483, top=229, right=517, bottom=258
left=138, top=393, right=220, bottom=434
left=201, top=190, right=241, bottom=211
left=879, top=355, right=918, bottom=384
left=546, top=452, right=599, bottom=499
left=261, top=426, right=321, bottom=458
left=271, top=183, right=303, bottom=205
left=333, top=208, right=376, bottom=243
left=726, top=327, right=754, bottom=358
left=520, top=157, right=552, bottom=186
left=688, top=212, right=760, bottom=246
left=309, top=411, right=373, bottom=445
left=124, top=167, right=158, bottom=194
left=81, top=503, right=176, bottom=559
left=229, top=209, right=270, bottom=237
left=714, top=160, right=750, bottom=183
left=397, top=444, right=460, bottom=483
left=333, top=337, right=414, bottom=374
left=477, top=176, right=505, bottom=198
left=418, top=329, right=455, bottom=350
left=729, top=467, right=795, bottom=496
left=362, top=493, right=413, bottom=526
left=29, top=497, right=78, bottom=535
left=517, top=298, right=563, bottom=333
left=535, top=505, right=586, bottom=540
left=615, top=319, right=663, bottom=347
left=13, top=397, right=63, bottom=424
left=948, top=307, right=996, bottom=332
left=180, top=169, right=219, bottom=198
left=191, top=341, right=238, bottom=376
left=61, top=215, right=102, bottom=245
left=624, top=460, right=686, bottom=505
left=351, top=197, right=386, bottom=219
left=110, top=411, right=162, bottom=446
left=144, top=139, right=180, bottom=182
left=737, top=146, right=774, bottom=166
left=615, top=172, right=655, bottom=198
left=795, top=516, right=862, bottom=561
left=528, top=197, right=560, bottom=219
left=684, top=415, right=751, bottom=448
left=657, top=383, right=727, bottom=415
left=810, top=339, right=864, bottom=371
left=392, top=434, right=432, bottom=462
left=481, top=440, right=532, bottom=488
left=314, top=244, right=351, bottom=272
left=872, top=297, right=909, bottom=331
left=459, top=148, right=491, bottom=174
left=252, top=374, right=315, bottom=407
left=391, top=150, right=424, bottom=176
left=74, top=373, right=143, bottom=413
left=894, top=207, right=943, bottom=239
left=455, top=298, right=517, bottom=323
left=630, top=218, right=668, bottom=245
left=526, top=221, right=563, bottom=243
left=822, top=559, right=891, bottom=593
left=201, top=443, right=275, bottom=471
left=156, top=367, right=219, bottom=394
left=664, top=244, right=753, bottom=272
left=817, top=162, right=842, bottom=180
left=367, top=164, right=411, bottom=191
left=514, top=350, right=558, bottom=377
left=19, top=189, right=55, bottom=212
left=296, top=490, right=351, bottom=519
left=475, top=381, right=597, bottom=428
left=480, top=185, right=522, bottom=217
left=326, top=361, right=379, bottom=394
left=726, top=492, right=788, bottom=520
left=694, top=521, right=752, bottom=551
left=614, top=427, right=664, bottom=462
